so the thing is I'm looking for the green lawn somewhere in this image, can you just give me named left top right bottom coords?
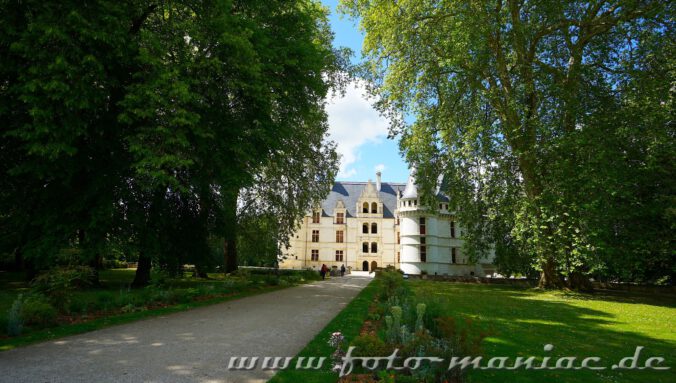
left=409, top=280, right=676, bottom=383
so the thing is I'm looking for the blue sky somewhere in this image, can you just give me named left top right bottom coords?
left=321, top=0, right=409, bottom=184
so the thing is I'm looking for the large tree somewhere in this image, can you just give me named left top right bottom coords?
left=1, top=0, right=343, bottom=285
left=341, top=0, right=674, bottom=287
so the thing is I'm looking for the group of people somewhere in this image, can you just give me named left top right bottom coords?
left=319, top=264, right=346, bottom=280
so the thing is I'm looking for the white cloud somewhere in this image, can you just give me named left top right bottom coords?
left=326, top=80, right=390, bottom=179
left=374, top=164, right=386, bottom=173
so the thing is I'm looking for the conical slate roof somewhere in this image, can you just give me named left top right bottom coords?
left=401, top=168, right=449, bottom=202
left=401, top=169, right=418, bottom=199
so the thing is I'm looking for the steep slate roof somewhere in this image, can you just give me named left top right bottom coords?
left=401, top=168, right=449, bottom=202
left=321, top=182, right=406, bottom=219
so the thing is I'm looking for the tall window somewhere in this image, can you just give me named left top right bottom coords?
left=362, top=223, right=369, bottom=234
left=311, top=249, right=319, bottom=261
left=397, top=252, right=400, bottom=263
left=311, top=230, right=319, bottom=242
left=335, top=250, right=344, bottom=262
left=312, top=211, right=320, bottom=223
left=396, top=217, right=400, bottom=225
left=371, top=242, right=378, bottom=253
left=371, top=202, right=378, bottom=213
left=362, top=242, right=369, bottom=253
left=371, top=223, right=378, bottom=234
left=420, top=245, right=427, bottom=262
left=336, top=230, right=344, bottom=243
left=450, top=221, right=455, bottom=238
left=362, top=202, right=369, bottom=213
left=419, top=217, right=426, bottom=235
left=336, top=212, right=344, bottom=224
left=451, top=247, right=457, bottom=264
left=396, top=231, right=400, bottom=244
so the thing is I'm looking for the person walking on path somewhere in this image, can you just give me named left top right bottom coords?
left=320, top=264, right=328, bottom=280
left=340, top=264, right=346, bottom=277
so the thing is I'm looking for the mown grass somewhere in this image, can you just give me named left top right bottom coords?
left=267, top=278, right=379, bottom=383
left=409, top=281, right=676, bottom=383
left=0, top=268, right=318, bottom=351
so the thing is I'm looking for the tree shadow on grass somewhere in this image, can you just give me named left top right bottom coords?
left=559, top=289, right=676, bottom=308
left=410, top=281, right=676, bottom=383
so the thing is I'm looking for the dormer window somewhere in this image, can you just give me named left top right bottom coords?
left=362, top=202, right=369, bottom=213
left=336, top=212, right=344, bottom=224
left=312, top=211, right=320, bottom=223
left=371, top=202, right=378, bottom=213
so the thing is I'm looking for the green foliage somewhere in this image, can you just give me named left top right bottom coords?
left=377, top=268, right=409, bottom=300
left=349, top=333, right=391, bottom=357
left=6, top=294, right=24, bottom=337
left=341, top=0, right=675, bottom=287
left=1, top=0, right=343, bottom=284
left=371, top=278, right=485, bottom=382
left=30, top=266, right=94, bottom=310
left=21, top=295, right=58, bottom=328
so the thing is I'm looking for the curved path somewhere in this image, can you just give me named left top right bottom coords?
left=0, top=275, right=372, bottom=383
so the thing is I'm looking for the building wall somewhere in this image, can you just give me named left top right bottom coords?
left=279, top=180, right=495, bottom=276
left=280, top=213, right=398, bottom=272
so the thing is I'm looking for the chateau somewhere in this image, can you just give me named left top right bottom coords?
left=280, top=170, right=495, bottom=275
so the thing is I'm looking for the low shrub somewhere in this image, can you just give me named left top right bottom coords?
left=7, top=294, right=24, bottom=336
left=22, top=295, right=58, bottom=328
left=173, top=288, right=201, bottom=304
left=350, top=333, right=392, bottom=357
left=31, top=266, right=94, bottom=310
left=94, top=291, right=116, bottom=311
left=66, top=296, right=90, bottom=315
left=377, top=269, right=408, bottom=300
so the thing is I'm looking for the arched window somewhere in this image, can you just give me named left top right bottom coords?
left=362, top=242, right=369, bottom=253
left=362, top=202, right=369, bottom=213
left=371, top=242, right=378, bottom=253
left=362, top=223, right=369, bottom=234
left=371, top=223, right=378, bottom=234
left=371, top=202, right=378, bottom=213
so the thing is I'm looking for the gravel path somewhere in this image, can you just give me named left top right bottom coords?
left=0, top=275, right=372, bottom=383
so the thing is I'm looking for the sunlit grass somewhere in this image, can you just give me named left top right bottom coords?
left=409, top=281, right=676, bottom=383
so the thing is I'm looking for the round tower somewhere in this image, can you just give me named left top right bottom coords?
left=398, top=169, right=424, bottom=274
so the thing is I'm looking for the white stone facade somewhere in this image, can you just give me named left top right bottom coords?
left=279, top=171, right=495, bottom=275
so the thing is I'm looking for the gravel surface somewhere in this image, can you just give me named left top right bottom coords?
left=0, top=275, right=371, bottom=383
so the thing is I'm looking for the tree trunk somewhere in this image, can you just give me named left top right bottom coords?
left=78, top=228, right=101, bottom=286
left=538, top=257, right=564, bottom=289
left=193, top=266, right=208, bottom=279
left=567, top=271, right=593, bottom=291
left=132, top=251, right=151, bottom=287
left=224, top=238, right=238, bottom=274
left=13, top=247, right=23, bottom=271
left=223, top=189, right=239, bottom=274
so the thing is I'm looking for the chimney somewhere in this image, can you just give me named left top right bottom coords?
left=376, top=171, right=382, bottom=191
